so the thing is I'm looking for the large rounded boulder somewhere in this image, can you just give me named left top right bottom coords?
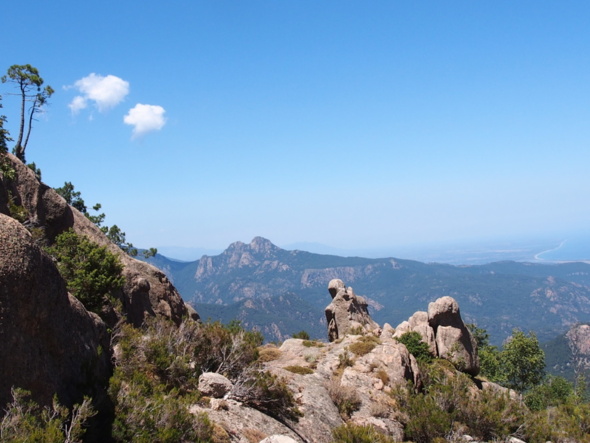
left=428, top=296, right=479, bottom=376
left=0, top=213, right=111, bottom=409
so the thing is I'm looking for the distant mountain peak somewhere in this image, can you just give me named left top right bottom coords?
left=249, top=236, right=279, bottom=253
left=224, top=237, right=280, bottom=255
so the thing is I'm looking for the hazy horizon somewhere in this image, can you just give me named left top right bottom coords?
left=154, top=232, right=587, bottom=265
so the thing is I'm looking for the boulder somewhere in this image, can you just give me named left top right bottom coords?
left=325, top=279, right=379, bottom=341
left=380, top=323, right=395, bottom=339
left=260, top=436, right=299, bottom=443
left=343, top=336, right=421, bottom=390
left=0, top=154, right=73, bottom=243
left=328, top=278, right=346, bottom=298
left=190, top=399, right=305, bottom=442
left=0, top=213, right=111, bottom=409
left=428, top=296, right=479, bottom=376
left=394, top=311, right=437, bottom=355
left=266, top=335, right=414, bottom=442
left=198, top=372, right=233, bottom=398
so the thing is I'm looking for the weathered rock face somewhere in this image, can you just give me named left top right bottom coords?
left=393, top=311, right=437, bottom=355
left=566, top=323, right=590, bottom=373
left=325, top=279, right=380, bottom=341
left=0, top=154, right=73, bottom=242
left=198, top=372, right=233, bottom=398
left=428, top=296, right=479, bottom=376
left=255, top=335, right=415, bottom=442
left=0, top=153, right=195, bottom=327
left=0, top=213, right=111, bottom=409
left=260, top=436, right=299, bottom=443
left=191, top=398, right=304, bottom=443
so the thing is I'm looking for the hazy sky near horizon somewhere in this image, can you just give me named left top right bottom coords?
left=2, top=1, right=589, bottom=253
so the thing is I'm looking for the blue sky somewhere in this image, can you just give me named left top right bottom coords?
left=2, top=1, right=589, bottom=257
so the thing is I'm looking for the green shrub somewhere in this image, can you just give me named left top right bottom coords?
left=525, top=376, right=575, bottom=411
left=7, top=190, right=28, bottom=223
left=193, top=320, right=263, bottom=379
left=292, top=330, right=310, bottom=340
left=349, top=326, right=365, bottom=335
left=331, top=423, right=395, bottom=443
left=109, top=375, right=212, bottom=442
left=478, top=344, right=505, bottom=382
left=403, top=393, right=451, bottom=442
left=500, top=329, right=545, bottom=392
left=392, top=360, right=526, bottom=442
left=231, top=369, right=301, bottom=423
left=395, top=331, right=433, bottom=363
left=47, top=229, right=124, bottom=314
left=0, top=388, right=95, bottom=442
left=109, top=318, right=217, bottom=442
left=523, top=402, right=590, bottom=442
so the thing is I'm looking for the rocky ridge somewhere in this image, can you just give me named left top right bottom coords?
left=189, top=281, right=495, bottom=442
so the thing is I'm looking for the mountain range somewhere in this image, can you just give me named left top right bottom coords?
left=145, top=236, right=590, bottom=344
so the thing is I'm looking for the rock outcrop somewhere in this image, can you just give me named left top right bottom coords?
left=393, top=296, right=480, bottom=376
left=191, top=398, right=304, bottom=443
left=198, top=372, right=233, bottom=398
left=0, top=153, right=195, bottom=327
left=0, top=155, right=73, bottom=242
left=325, top=279, right=379, bottom=341
left=393, top=310, right=437, bottom=355
left=0, top=213, right=111, bottom=409
left=428, top=296, right=479, bottom=376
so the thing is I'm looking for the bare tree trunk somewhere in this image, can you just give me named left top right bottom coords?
left=14, top=83, right=26, bottom=162
left=21, top=97, right=38, bottom=160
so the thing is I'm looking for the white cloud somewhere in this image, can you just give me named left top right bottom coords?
left=68, top=73, right=129, bottom=113
left=68, top=95, right=87, bottom=114
left=123, top=104, right=166, bottom=138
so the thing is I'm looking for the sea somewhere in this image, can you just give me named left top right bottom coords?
left=536, top=235, right=590, bottom=262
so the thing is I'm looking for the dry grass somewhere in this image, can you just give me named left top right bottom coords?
left=257, top=346, right=282, bottom=362
left=242, top=428, right=267, bottom=443
left=375, top=369, right=390, bottom=385
left=302, top=340, right=325, bottom=348
left=284, top=365, right=314, bottom=375
left=211, top=423, right=231, bottom=443
left=349, top=335, right=381, bottom=356
left=327, top=379, right=362, bottom=419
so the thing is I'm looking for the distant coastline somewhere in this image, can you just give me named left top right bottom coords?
left=534, top=237, right=590, bottom=263
left=534, top=240, right=567, bottom=261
